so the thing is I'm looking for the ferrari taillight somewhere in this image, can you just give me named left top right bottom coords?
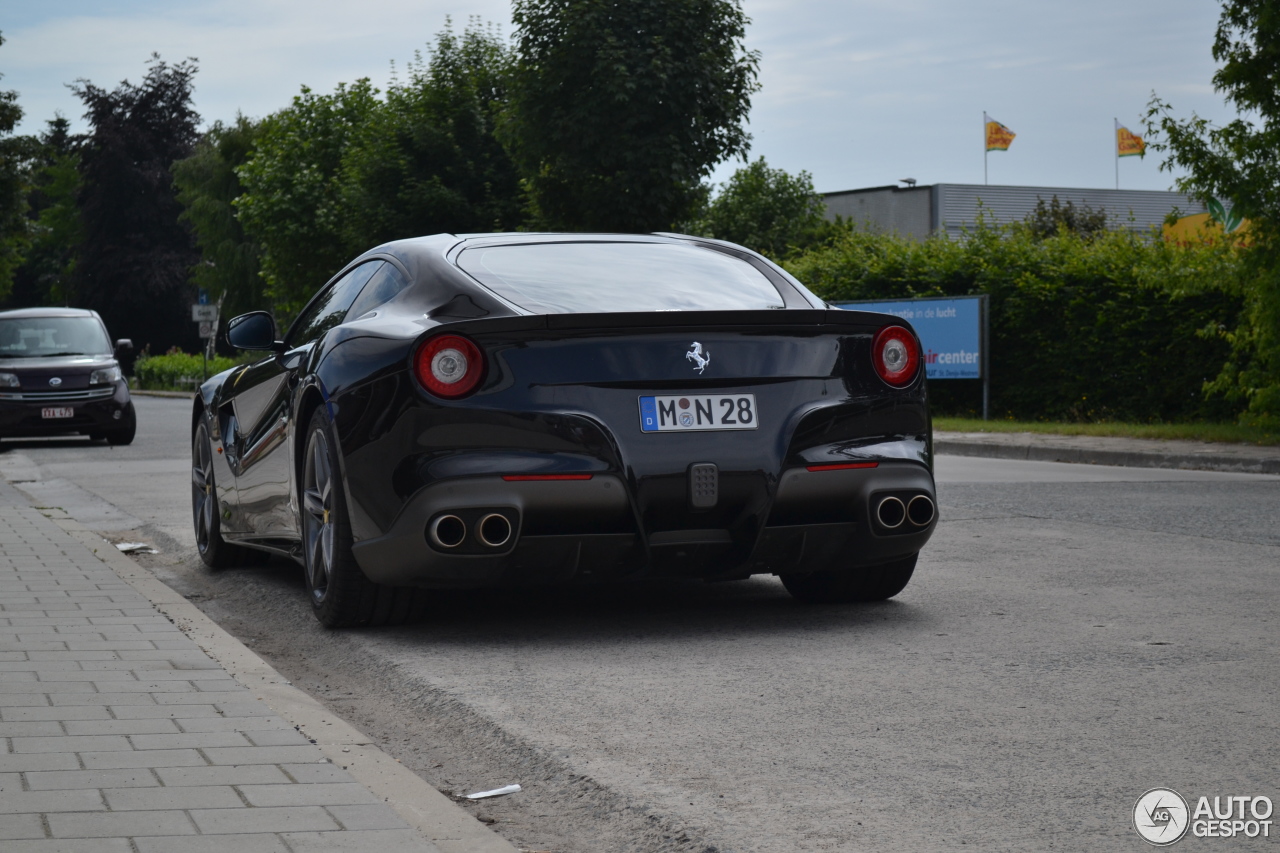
left=414, top=334, right=485, bottom=398
left=871, top=325, right=920, bottom=387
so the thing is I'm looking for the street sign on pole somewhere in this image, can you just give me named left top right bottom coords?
left=192, top=304, right=218, bottom=322
left=198, top=321, right=216, bottom=340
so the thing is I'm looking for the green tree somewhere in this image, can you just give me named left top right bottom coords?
left=70, top=55, right=202, bottom=354
left=236, top=79, right=381, bottom=315
left=0, top=32, right=32, bottom=298
left=500, top=0, right=760, bottom=232
left=691, top=157, right=829, bottom=258
left=238, top=19, right=520, bottom=315
left=8, top=116, right=82, bottom=308
left=172, top=116, right=266, bottom=326
left=1022, top=195, right=1109, bottom=242
left=1145, top=0, right=1280, bottom=426
left=340, top=19, right=522, bottom=246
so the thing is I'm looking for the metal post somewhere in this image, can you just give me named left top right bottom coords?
left=981, top=294, right=990, bottom=421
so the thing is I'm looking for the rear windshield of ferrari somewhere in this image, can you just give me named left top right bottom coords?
left=456, top=242, right=785, bottom=313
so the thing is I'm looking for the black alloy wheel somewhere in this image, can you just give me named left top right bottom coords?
left=301, top=406, right=427, bottom=628
left=302, top=417, right=338, bottom=609
left=192, top=421, right=263, bottom=569
left=781, top=553, right=918, bottom=604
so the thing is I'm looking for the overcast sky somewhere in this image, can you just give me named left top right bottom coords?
left=3, top=0, right=1233, bottom=194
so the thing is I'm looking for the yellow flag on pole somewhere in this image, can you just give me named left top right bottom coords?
left=985, top=113, right=1016, bottom=151
left=1116, top=121, right=1145, bottom=158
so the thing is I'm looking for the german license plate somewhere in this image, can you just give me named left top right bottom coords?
left=639, top=394, right=758, bottom=432
left=41, top=407, right=73, bottom=419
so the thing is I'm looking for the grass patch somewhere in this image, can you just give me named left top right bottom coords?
left=933, top=417, right=1280, bottom=446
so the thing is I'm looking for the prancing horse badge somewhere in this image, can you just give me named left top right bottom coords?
left=685, top=342, right=710, bottom=374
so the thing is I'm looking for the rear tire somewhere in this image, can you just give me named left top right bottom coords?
left=781, top=554, right=918, bottom=604
left=301, top=407, right=426, bottom=628
left=192, top=421, right=265, bottom=569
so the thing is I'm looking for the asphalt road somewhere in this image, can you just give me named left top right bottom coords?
left=2, top=394, right=1277, bottom=853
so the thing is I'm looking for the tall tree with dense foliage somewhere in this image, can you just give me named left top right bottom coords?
left=235, top=79, right=380, bottom=316
left=8, top=116, right=81, bottom=308
left=340, top=20, right=522, bottom=246
left=70, top=55, right=201, bottom=353
left=238, top=19, right=520, bottom=315
left=501, top=0, right=760, bottom=232
left=0, top=32, right=32, bottom=298
left=1146, top=0, right=1280, bottom=426
left=172, top=116, right=265, bottom=325
left=692, top=157, right=828, bottom=258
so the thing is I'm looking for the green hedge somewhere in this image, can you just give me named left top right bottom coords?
left=785, top=225, right=1246, bottom=422
left=133, top=351, right=246, bottom=391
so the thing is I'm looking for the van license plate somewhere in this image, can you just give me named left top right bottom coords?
left=639, top=395, right=758, bottom=432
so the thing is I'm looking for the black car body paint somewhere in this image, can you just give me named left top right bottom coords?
left=197, top=233, right=935, bottom=588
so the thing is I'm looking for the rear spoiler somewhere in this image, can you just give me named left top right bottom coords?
left=436, top=308, right=913, bottom=336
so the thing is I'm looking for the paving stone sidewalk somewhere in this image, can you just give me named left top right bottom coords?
left=0, top=478, right=442, bottom=853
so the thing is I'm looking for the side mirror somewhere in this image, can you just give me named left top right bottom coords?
left=226, top=311, right=282, bottom=351
left=114, top=338, right=133, bottom=354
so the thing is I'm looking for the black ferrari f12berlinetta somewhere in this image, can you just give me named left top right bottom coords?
left=193, top=232, right=936, bottom=627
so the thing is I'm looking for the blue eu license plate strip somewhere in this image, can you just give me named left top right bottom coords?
left=638, top=394, right=758, bottom=432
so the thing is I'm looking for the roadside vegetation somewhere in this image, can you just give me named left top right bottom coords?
left=133, top=350, right=245, bottom=391
left=785, top=221, right=1245, bottom=425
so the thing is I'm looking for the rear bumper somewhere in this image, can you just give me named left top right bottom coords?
left=0, top=385, right=134, bottom=437
left=351, top=462, right=935, bottom=588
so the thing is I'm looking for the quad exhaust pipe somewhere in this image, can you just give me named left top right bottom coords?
left=476, top=513, right=513, bottom=548
left=428, top=514, right=467, bottom=549
left=875, top=496, right=906, bottom=529
left=907, top=495, right=935, bottom=527
left=875, top=494, right=935, bottom=530
left=427, top=510, right=515, bottom=551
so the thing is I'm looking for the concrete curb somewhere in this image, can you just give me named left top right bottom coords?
left=38, top=508, right=519, bottom=853
left=935, top=434, right=1280, bottom=475
left=129, top=390, right=195, bottom=399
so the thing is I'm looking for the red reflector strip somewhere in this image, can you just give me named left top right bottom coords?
left=805, top=462, right=879, bottom=472
left=501, top=474, right=595, bottom=481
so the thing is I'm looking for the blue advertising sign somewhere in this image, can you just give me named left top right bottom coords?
left=835, top=296, right=985, bottom=380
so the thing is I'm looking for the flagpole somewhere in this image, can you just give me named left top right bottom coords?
left=1114, top=118, right=1119, bottom=190
left=984, top=113, right=988, bottom=185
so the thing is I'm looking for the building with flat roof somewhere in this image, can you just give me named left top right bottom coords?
left=822, top=183, right=1208, bottom=240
